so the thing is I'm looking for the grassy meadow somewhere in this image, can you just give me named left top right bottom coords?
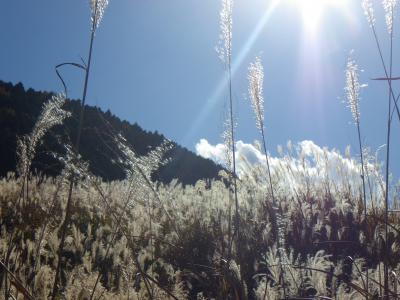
left=1, top=0, right=400, bottom=299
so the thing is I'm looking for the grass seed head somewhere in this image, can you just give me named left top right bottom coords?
left=90, top=0, right=109, bottom=30
left=216, top=0, right=233, bottom=66
left=248, top=56, right=265, bottom=133
left=345, top=55, right=366, bottom=124
left=362, top=0, right=376, bottom=27
left=383, top=0, right=398, bottom=34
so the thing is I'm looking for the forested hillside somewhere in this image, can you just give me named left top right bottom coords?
left=0, top=80, right=222, bottom=185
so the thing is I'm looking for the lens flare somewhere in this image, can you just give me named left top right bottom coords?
left=293, top=0, right=347, bottom=34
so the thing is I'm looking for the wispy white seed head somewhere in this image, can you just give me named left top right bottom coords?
left=248, top=56, right=265, bottom=132
left=61, top=147, right=87, bottom=181
left=345, top=54, right=366, bottom=124
left=362, top=0, right=376, bottom=27
left=115, top=133, right=172, bottom=182
left=17, top=94, right=71, bottom=176
left=383, top=0, right=398, bottom=34
left=216, top=0, right=233, bottom=66
left=222, top=118, right=233, bottom=172
left=90, top=0, right=109, bottom=30
left=222, top=116, right=236, bottom=172
left=30, top=93, right=71, bottom=150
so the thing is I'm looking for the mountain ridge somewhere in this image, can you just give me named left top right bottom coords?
left=0, top=80, right=222, bottom=185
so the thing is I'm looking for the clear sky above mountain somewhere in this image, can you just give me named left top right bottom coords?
left=1, top=0, right=399, bottom=179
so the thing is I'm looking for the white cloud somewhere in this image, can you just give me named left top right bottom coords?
left=195, top=139, right=384, bottom=200
left=195, top=139, right=266, bottom=176
left=195, top=139, right=226, bottom=165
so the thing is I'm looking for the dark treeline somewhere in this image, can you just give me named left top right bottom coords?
left=0, top=80, right=222, bottom=185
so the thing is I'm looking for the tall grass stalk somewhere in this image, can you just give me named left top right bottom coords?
left=247, top=57, right=287, bottom=298
left=361, top=1, right=398, bottom=296
left=345, top=54, right=368, bottom=297
left=51, top=0, right=109, bottom=298
left=217, top=0, right=240, bottom=260
left=383, top=1, right=394, bottom=295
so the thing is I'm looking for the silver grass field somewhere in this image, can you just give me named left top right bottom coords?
left=1, top=0, right=400, bottom=299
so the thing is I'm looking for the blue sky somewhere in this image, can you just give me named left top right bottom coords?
left=1, top=0, right=399, bottom=178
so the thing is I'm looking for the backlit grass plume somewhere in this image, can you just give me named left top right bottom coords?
left=362, top=0, right=375, bottom=27
left=90, top=0, right=109, bottom=30
left=222, top=116, right=235, bottom=172
left=17, top=94, right=70, bottom=191
left=216, top=0, right=233, bottom=66
left=345, top=55, right=365, bottom=125
left=248, top=56, right=264, bottom=133
left=383, top=0, right=397, bottom=34
left=247, top=56, right=273, bottom=188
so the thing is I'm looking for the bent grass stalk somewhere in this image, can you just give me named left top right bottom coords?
left=16, top=94, right=70, bottom=205
left=51, top=0, right=109, bottom=298
left=6, top=94, right=70, bottom=300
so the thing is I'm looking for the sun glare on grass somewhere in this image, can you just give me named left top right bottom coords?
left=292, top=0, right=347, bottom=34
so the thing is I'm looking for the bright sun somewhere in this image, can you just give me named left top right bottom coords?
left=293, top=0, right=347, bottom=33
